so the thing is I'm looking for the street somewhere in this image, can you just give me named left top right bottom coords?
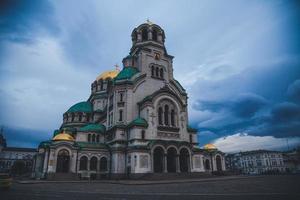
left=1, top=175, right=300, bottom=200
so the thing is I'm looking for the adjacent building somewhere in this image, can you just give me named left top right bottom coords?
left=0, top=132, right=37, bottom=174
left=226, top=150, right=285, bottom=174
left=34, top=21, right=226, bottom=180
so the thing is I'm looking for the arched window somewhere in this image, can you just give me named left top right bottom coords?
left=96, top=135, right=100, bottom=143
left=156, top=67, right=159, bottom=77
left=132, top=31, right=137, bottom=41
left=120, top=93, right=123, bottom=102
left=164, top=105, right=169, bottom=125
left=151, top=66, right=154, bottom=76
left=92, top=134, right=96, bottom=142
left=88, top=134, right=91, bottom=142
left=141, top=130, right=145, bottom=140
left=189, top=134, right=193, bottom=143
left=100, top=80, right=103, bottom=90
left=78, top=114, right=82, bottom=122
left=152, top=29, right=157, bottom=41
left=171, top=109, right=175, bottom=126
left=160, top=68, right=163, bottom=78
left=119, top=110, right=123, bottom=121
left=158, top=107, right=163, bottom=125
left=142, top=28, right=148, bottom=41
left=90, top=157, right=98, bottom=171
left=100, top=157, right=108, bottom=171
left=71, top=113, right=74, bottom=122
left=86, top=115, right=90, bottom=122
left=79, top=156, right=88, bottom=170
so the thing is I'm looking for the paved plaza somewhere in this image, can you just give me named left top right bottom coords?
left=1, top=175, right=300, bottom=200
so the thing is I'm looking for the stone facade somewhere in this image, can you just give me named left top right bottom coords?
left=34, top=22, right=225, bottom=179
left=0, top=133, right=37, bottom=174
left=226, top=150, right=286, bottom=174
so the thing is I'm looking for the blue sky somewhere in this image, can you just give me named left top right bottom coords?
left=0, top=0, right=300, bottom=152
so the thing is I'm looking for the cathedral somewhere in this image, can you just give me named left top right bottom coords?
left=34, top=21, right=225, bottom=180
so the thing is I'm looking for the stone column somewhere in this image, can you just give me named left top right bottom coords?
left=176, top=154, right=180, bottom=173
left=42, top=150, right=49, bottom=174
left=164, top=154, right=168, bottom=173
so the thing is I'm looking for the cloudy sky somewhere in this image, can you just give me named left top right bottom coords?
left=0, top=0, right=299, bottom=152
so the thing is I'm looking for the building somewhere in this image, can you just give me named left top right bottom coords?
left=34, top=21, right=226, bottom=180
left=0, top=132, right=37, bottom=174
left=283, top=149, right=300, bottom=173
left=226, top=150, right=285, bottom=174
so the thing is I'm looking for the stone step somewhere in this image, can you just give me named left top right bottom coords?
left=136, top=172, right=213, bottom=180
left=47, top=173, right=79, bottom=181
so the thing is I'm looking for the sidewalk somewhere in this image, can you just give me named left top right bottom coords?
left=17, top=175, right=256, bottom=185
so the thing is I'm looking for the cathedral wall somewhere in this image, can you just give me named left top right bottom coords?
left=111, top=152, right=126, bottom=174
left=128, top=152, right=151, bottom=173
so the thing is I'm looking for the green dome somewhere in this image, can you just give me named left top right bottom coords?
left=53, top=129, right=60, bottom=137
left=79, top=123, right=106, bottom=133
left=128, top=117, right=148, bottom=128
left=115, top=67, right=139, bottom=81
left=67, top=101, right=92, bottom=113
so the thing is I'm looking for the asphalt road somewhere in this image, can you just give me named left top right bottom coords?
left=1, top=175, right=300, bottom=200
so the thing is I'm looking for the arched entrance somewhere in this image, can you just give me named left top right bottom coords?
left=205, top=159, right=210, bottom=171
left=179, top=148, right=190, bottom=172
left=167, top=147, right=177, bottom=173
left=216, top=155, right=222, bottom=171
left=90, top=157, right=98, bottom=171
left=56, top=149, right=70, bottom=173
left=100, top=157, right=108, bottom=172
left=153, top=147, right=164, bottom=173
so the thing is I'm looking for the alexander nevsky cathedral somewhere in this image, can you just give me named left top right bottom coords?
left=34, top=21, right=225, bottom=180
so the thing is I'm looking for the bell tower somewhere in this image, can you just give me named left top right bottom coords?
left=128, top=20, right=174, bottom=82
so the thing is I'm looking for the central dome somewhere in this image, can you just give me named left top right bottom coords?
left=96, top=69, right=120, bottom=80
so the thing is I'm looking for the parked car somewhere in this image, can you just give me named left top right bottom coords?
left=0, top=173, right=12, bottom=189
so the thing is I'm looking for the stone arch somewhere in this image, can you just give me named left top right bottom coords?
left=167, top=147, right=177, bottom=173
left=216, top=155, right=222, bottom=171
left=141, top=27, right=148, bottom=41
left=79, top=156, right=88, bottom=170
left=152, top=28, right=158, bottom=41
left=56, top=149, right=70, bottom=173
left=179, top=148, right=190, bottom=172
left=153, top=146, right=165, bottom=173
left=205, top=159, right=210, bottom=170
left=100, top=156, right=108, bottom=172
left=90, top=156, right=98, bottom=171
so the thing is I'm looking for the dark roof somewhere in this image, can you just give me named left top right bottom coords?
left=114, top=67, right=139, bottom=81
left=240, top=149, right=281, bottom=155
left=79, top=123, right=106, bottom=133
left=3, top=147, right=37, bottom=152
left=128, top=117, right=148, bottom=128
left=66, top=101, right=93, bottom=113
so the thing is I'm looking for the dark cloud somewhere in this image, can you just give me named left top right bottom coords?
left=1, top=125, right=51, bottom=148
left=0, top=0, right=59, bottom=44
left=287, top=79, right=300, bottom=103
left=194, top=93, right=268, bottom=118
left=271, top=102, right=300, bottom=123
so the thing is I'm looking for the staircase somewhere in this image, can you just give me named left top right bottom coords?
left=134, top=172, right=213, bottom=180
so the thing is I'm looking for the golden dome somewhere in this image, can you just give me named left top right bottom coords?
left=52, top=132, right=75, bottom=141
left=96, top=69, right=120, bottom=81
left=204, top=144, right=217, bottom=150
